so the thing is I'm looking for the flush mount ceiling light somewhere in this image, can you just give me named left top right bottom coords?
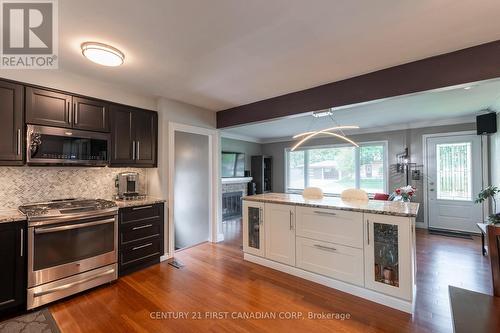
left=81, top=42, right=124, bottom=66
left=291, top=108, right=359, bottom=151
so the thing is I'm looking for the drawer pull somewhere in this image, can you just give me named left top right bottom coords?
left=132, top=243, right=153, bottom=251
left=132, top=224, right=153, bottom=230
left=132, top=205, right=153, bottom=211
left=314, top=244, right=337, bottom=252
left=313, top=210, right=337, bottom=216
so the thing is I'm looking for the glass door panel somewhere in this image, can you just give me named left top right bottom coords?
left=247, top=206, right=261, bottom=250
left=373, top=223, right=399, bottom=287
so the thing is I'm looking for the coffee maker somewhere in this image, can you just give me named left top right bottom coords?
left=116, top=172, right=141, bottom=199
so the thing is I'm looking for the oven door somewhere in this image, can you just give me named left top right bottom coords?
left=28, top=214, right=117, bottom=287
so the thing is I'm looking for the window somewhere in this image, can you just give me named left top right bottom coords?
left=436, top=142, right=472, bottom=201
left=286, top=142, right=387, bottom=195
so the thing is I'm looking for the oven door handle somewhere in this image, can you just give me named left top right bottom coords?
left=34, top=218, right=115, bottom=234
left=33, top=268, right=115, bottom=297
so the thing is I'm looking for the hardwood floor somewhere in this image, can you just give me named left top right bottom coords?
left=49, top=222, right=492, bottom=333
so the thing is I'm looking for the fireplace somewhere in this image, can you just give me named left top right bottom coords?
left=222, top=191, right=243, bottom=221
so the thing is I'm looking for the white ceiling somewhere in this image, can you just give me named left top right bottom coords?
left=221, top=79, right=500, bottom=142
left=48, top=0, right=500, bottom=111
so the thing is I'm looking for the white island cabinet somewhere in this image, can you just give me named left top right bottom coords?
left=242, top=193, right=419, bottom=314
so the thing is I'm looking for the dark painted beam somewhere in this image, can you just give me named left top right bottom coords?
left=217, top=40, right=500, bottom=128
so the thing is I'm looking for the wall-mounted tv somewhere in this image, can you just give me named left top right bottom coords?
left=221, top=152, right=245, bottom=178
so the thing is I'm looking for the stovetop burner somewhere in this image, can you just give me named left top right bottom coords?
left=19, top=198, right=117, bottom=221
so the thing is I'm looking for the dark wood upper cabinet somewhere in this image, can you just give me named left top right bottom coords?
left=134, top=110, right=157, bottom=166
left=72, top=97, right=109, bottom=132
left=0, top=221, right=26, bottom=314
left=26, top=87, right=72, bottom=128
left=0, top=81, right=24, bottom=165
left=110, top=105, right=135, bottom=165
left=110, top=106, right=157, bottom=167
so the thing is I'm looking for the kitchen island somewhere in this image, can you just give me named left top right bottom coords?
left=242, top=193, right=419, bottom=313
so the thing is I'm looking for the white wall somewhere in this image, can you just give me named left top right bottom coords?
left=0, top=69, right=157, bottom=110
left=490, top=112, right=500, bottom=213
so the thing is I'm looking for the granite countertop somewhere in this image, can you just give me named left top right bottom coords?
left=243, top=193, right=419, bottom=218
left=114, top=196, right=166, bottom=208
left=0, top=208, right=26, bottom=224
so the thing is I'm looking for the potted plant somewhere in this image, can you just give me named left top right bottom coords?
left=475, top=185, right=500, bottom=224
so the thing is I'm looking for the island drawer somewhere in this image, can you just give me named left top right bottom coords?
left=295, top=207, right=364, bottom=248
left=296, top=236, right=364, bottom=286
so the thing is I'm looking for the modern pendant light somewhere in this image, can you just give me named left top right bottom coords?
left=81, top=42, right=125, bottom=66
left=291, top=109, right=359, bottom=151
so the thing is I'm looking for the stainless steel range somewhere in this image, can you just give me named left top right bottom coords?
left=19, top=198, right=118, bottom=309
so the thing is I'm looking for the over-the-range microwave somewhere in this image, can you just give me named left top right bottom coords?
left=26, top=124, right=110, bottom=166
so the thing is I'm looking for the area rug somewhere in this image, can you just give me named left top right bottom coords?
left=428, top=229, right=473, bottom=239
left=0, top=308, right=61, bottom=333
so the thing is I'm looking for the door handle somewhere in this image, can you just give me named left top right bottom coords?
left=34, top=218, right=115, bottom=234
left=17, top=129, right=21, bottom=155
left=366, top=220, right=370, bottom=245
left=314, top=244, right=337, bottom=252
left=137, top=141, right=140, bottom=160
left=67, top=101, right=71, bottom=123
left=289, top=211, right=293, bottom=230
left=20, top=228, right=23, bottom=257
left=132, top=141, right=136, bottom=160
left=132, top=243, right=153, bottom=251
left=73, top=102, right=78, bottom=124
left=429, top=189, right=435, bottom=192
left=313, top=210, right=336, bottom=216
left=132, top=205, right=153, bottom=211
left=132, top=224, right=153, bottom=230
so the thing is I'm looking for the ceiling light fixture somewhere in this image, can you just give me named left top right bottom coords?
left=81, top=42, right=124, bottom=66
left=291, top=108, right=359, bottom=151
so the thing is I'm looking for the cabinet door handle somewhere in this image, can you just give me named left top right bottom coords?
left=20, top=228, right=23, bottom=257
left=314, top=244, right=337, bottom=252
left=17, top=129, right=21, bottom=155
left=289, top=211, right=293, bottom=230
left=132, top=141, right=136, bottom=160
left=67, top=101, right=71, bottom=123
left=73, top=102, right=78, bottom=124
left=366, top=220, right=370, bottom=245
left=132, top=224, right=153, bottom=230
left=132, top=243, right=152, bottom=251
left=313, top=210, right=336, bottom=216
left=137, top=141, right=140, bottom=160
left=132, top=205, right=153, bottom=211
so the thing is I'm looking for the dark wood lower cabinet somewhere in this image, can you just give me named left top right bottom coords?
left=118, top=203, right=164, bottom=276
left=0, top=221, right=26, bottom=316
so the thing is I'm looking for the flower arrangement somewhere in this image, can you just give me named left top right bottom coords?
left=475, top=185, right=500, bottom=224
left=389, top=185, right=416, bottom=202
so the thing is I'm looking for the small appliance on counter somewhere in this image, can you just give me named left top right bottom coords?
left=115, top=172, right=146, bottom=200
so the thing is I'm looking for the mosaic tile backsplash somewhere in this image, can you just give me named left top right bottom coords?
left=0, top=167, right=149, bottom=208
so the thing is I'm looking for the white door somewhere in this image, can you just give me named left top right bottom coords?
left=426, top=134, right=483, bottom=233
left=265, top=203, right=296, bottom=265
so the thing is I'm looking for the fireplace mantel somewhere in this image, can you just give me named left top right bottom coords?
left=221, top=177, right=253, bottom=184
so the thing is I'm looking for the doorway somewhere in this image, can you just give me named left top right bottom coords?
left=168, top=122, right=220, bottom=255
left=425, top=132, right=484, bottom=233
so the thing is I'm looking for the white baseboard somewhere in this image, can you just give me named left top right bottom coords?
left=244, top=253, right=413, bottom=314
left=160, top=254, right=172, bottom=262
